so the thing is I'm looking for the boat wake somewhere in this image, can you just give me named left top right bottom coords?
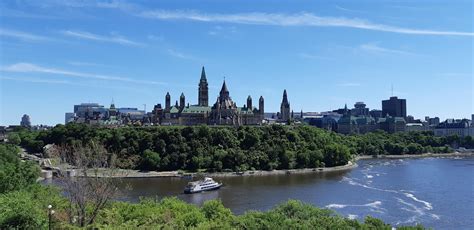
left=326, top=201, right=382, bottom=209
left=404, top=193, right=433, bottom=210
left=342, top=160, right=440, bottom=225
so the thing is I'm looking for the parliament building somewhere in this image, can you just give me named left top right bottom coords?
left=151, top=67, right=265, bottom=126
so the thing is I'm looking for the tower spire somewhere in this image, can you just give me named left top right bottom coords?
left=282, top=89, right=289, bottom=104
left=201, top=66, right=206, bottom=80
left=198, top=67, right=209, bottom=106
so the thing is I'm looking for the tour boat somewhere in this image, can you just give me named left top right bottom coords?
left=184, top=177, right=222, bottom=194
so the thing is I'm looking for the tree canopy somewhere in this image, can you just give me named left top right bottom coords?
left=11, top=123, right=469, bottom=172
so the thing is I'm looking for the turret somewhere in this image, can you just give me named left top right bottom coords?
left=219, top=79, right=230, bottom=100
left=259, top=96, right=264, bottom=115
left=165, top=92, right=171, bottom=110
left=180, top=93, right=185, bottom=110
left=280, top=90, right=290, bottom=121
left=247, top=95, right=253, bottom=110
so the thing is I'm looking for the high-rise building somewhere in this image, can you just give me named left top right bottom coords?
left=20, top=114, right=31, bottom=127
left=280, top=90, right=291, bottom=122
left=352, top=102, right=369, bottom=116
left=73, top=103, right=107, bottom=120
left=65, top=113, right=75, bottom=124
left=382, top=96, right=406, bottom=118
left=198, top=66, right=209, bottom=107
left=370, top=109, right=383, bottom=119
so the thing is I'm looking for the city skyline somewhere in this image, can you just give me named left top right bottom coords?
left=1, top=0, right=473, bottom=125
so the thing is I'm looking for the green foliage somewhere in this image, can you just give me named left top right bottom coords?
left=91, top=198, right=426, bottom=229
left=7, top=133, right=21, bottom=145
left=0, top=185, right=66, bottom=230
left=0, top=144, right=40, bottom=193
left=201, top=199, right=233, bottom=222
left=94, top=197, right=206, bottom=229
left=141, top=149, right=161, bottom=171
left=18, top=123, right=462, bottom=172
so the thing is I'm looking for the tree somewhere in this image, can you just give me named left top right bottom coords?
left=7, top=133, right=21, bottom=145
left=141, top=149, right=161, bottom=171
left=57, top=142, right=121, bottom=227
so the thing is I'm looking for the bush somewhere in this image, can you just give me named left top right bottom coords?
left=0, top=144, right=40, bottom=193
left=0, top=185, right=66, bottom=230
left=140, top=149, right=161, bottom=171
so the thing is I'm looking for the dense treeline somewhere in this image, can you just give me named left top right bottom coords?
left=0, top=143, right=425, bottom=229
left=11, top=124, right=473, bottom=172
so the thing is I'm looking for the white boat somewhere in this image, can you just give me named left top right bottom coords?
left=184, top=177, right=222, bottom=194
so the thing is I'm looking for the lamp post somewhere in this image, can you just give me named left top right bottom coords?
left=48, top=205, right=54, bottom=230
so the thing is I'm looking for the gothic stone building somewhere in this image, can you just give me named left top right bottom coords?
left=152, top=67, right=264, bottom=126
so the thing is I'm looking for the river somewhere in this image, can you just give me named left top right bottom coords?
left=105, top=157, right=473, bottom=229
left=43, top=157, right=473, bottom=228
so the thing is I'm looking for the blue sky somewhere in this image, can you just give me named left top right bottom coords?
left=0, top=0, right=473, bottom=126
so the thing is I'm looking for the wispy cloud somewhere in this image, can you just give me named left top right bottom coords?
left=359, top=43, right=418, bottom=56
left=0, top=8, right=58, bottom=19
left=1, top=63, right=166, bottom=85
left=0, top=76, right=73, bottom=85
left=167, top=49, right=199, bottom=61
left=334, top=5, right=367, bottom=14
left=0, top=76, right=154, bottom=93
left=0, top=28, right=50, bottom=41
left=61, top=30, right=144, bottom=46
left=67, top=61, right=112, bottom=68
left=208, top=25, right=237, bottom=36
left=147, top=34, right=164, bottom=41
left=139, top=10, right=473, bottom=37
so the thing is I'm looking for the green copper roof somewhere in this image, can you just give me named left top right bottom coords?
left=170, top=106, right=180, bottom=114
left=181, top=106, right=211, bottom=114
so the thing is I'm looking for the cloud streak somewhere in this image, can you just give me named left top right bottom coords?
left=298, top=53, right=334, bottom=60
left=0, top=76, right=155, bottom=94
left=359, top=43, right=418, bottom=56
left=0, top=28, right=51, bottom=41
left=0, top=76, right=73, bottom=85
left=139, top=10, right=473, bottom=37
left=1, top=63, right=166, bottom=85
left=61, top=30, right=144, bottom=46
left=167, top=49, right=200, bottom=61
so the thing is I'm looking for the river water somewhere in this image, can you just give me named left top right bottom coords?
left=109, top=157, right=474, bottom=229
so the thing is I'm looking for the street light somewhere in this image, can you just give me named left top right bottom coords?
left=48, top=205, right=54, bottom=230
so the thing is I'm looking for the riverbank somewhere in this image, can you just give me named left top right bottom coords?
left=356, top=152, right=474, bottom=160
left=79, top=161, right=358, bottom=178
left=40, top=152, right=474, bottom=179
